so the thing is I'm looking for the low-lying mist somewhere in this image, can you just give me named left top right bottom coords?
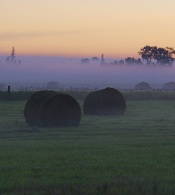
left=0, top=56, right=175, bottom=90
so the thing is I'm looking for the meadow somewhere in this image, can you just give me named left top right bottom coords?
left=0, top=91, right=175, bottom=194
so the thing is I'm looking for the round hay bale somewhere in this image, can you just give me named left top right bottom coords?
left=46, top=81, right=63, bottom=90
left=134, top=82, right=150, bottom=90
left=163, top=82, right=175, bottom=91
left=46, top=81, right=58, bottom=90
left=83, top=87, right=126, bottom=115
left=39, top=94, right=81, bottom=127
left=24, top=90, right=58, bottom=126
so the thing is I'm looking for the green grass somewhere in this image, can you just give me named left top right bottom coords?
left=0, top=100, right=175, bottom=194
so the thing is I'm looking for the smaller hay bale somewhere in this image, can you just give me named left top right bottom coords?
left=39, top=94, right=81, bottom=127
left=134, top=82, right=151, bottom=90
left=46, top=81, right=63, bottom=90
left=83, top=87, right=126, bottom=115
left=162, top=82, right=175, bottom=91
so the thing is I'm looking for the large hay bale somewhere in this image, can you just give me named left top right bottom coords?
left=163, top=82, right=175, bottom=91
left=83, top=87, right=126, bottom=115
left=39, top=94, right=81, bottom=127
left=24, top=90, right=81, bottom=127
left=134, top=82, right=150, bottom=90
left=24, top=90, right=58, bottom=126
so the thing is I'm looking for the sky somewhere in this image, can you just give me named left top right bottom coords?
left=1, top=0, right=175, bottom=58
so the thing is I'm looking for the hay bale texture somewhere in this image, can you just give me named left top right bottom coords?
left=39, top=94, right=81, bottom=127
left=83, top=87, right=126, bottom=115
left=24, top=90, right=81, bottom=127
left=134, top=82, right=151, bottom=90
left=24, top=90, right=57, bottom=126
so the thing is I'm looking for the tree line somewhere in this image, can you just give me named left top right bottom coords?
left=81, top=45, right=175, bottom=66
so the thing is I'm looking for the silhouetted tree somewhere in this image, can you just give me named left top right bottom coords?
left=138, top=45, right=175, bottom=65
left=136, top=58, right=142, bottom=64
left=155, top=47, right=175, bottom=65
left=11, top=47, right=15, bottom=59
left=125, top=57, right=142, bottom=65
left=91, top=57, right=99, bottom=61
left=6, top=47, right=16, bottom=63
left=138, top=46, right=155, bottom=65
left=6, top=47, right=22, bottom=64
left=81, top=58, right=90, bottom=64
left=118, top=59, right=125, bottom=65
left=110, top=60, right=118, bottom=65
left=113, top=60, right=119, bottom=65
left=125, top=57, right=134, bottom=65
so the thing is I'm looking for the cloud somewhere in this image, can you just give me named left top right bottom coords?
left=0, top=30, right=82, bottom=40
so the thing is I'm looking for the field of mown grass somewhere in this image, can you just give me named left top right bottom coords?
left=0, top=91, right=175, bottom=194
left=1, top=89, right=175, bottom=101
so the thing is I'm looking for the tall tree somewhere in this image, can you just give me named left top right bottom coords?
left=6, top=47, right=16, bottom=63
left=138, top=45, right=175, bottom=65
left=11, top=46, right=15, bottom=59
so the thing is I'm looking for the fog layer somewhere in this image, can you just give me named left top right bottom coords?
left=0, top=56, right=175, bottom=89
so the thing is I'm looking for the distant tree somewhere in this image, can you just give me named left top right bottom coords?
left=81, top=58, right=90, bottom=64
left=136, top=58, right=142, bottom=64
left=155, top=47, right=175, bottom=65
left=138, top=46, right=153, bottom=64
left=138, top=45, right=175, bottom=65
left=118, top=59, right=125, bottom=65
left=6, top=47, right=18, bottom=63
left=110, top=60, right=118, bottom=65
left=113, top=60, right=118, bottom=65
left=11, top=46, right=15, bottom=59
left=125, top=57, right=134, bottom=65
left=91, top=57, right=99, bottom=61
left=125, top=57, right=142, bottom=65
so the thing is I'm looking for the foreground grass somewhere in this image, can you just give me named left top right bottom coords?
left=0, top=100, right=175, bottom=194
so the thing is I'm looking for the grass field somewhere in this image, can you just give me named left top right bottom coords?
left=0, top=97, right=175, bottom=194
